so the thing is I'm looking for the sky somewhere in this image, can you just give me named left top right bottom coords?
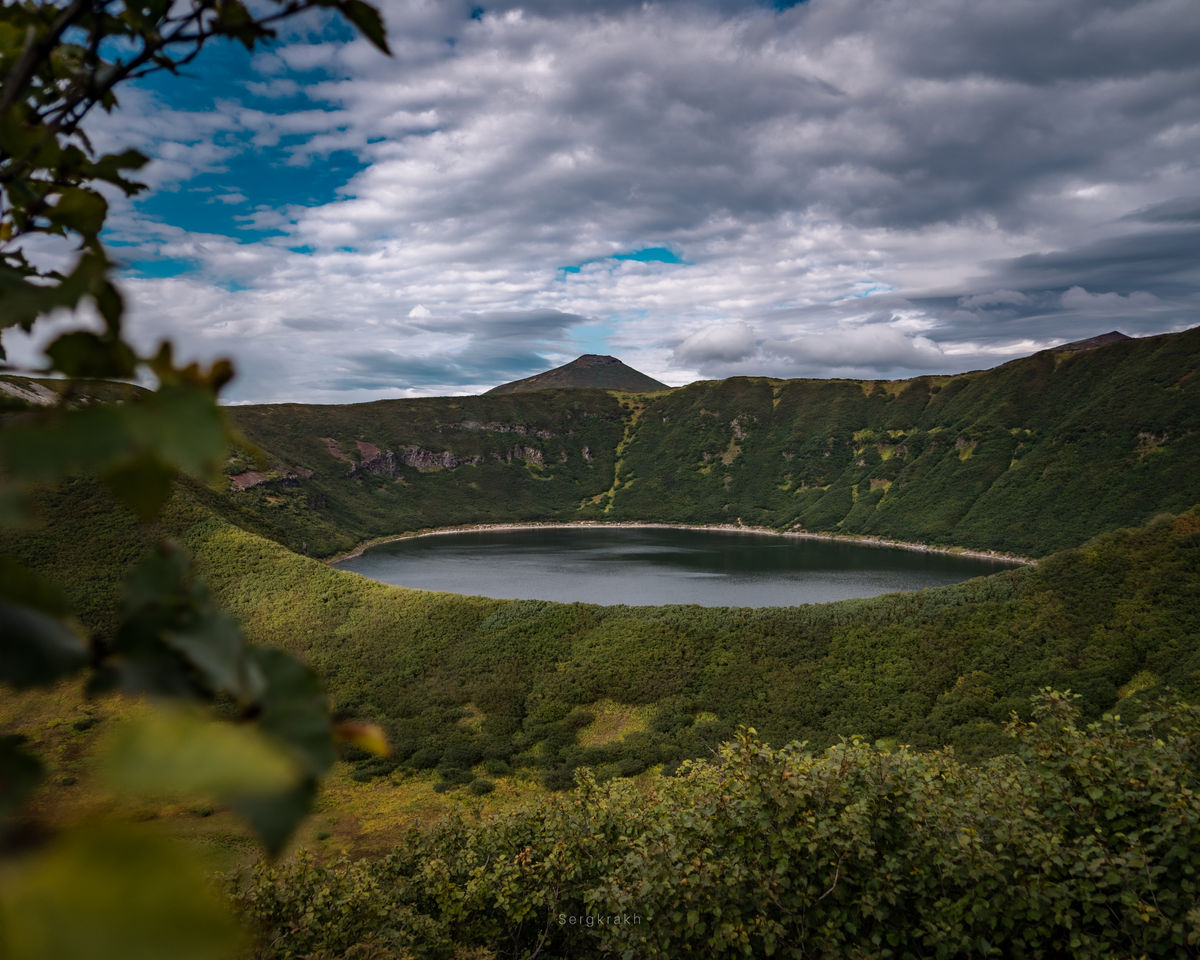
left=8, top=0, right=1200, bottom=402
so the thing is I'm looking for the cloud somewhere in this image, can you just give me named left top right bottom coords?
left=1124, top=196, right=1200, bottom=224
left=1060, top=286, right=1161, bottom=311
left=7, top=0, right=1197, bottom=401
left=761, top=326, right=945, bottom=376
left=674, top=322, right=757, bottom=364
left=957, top=290, right=1031, bottom=310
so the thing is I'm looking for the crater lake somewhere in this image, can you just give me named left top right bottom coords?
left=334, top=526, right=1022, bottom=607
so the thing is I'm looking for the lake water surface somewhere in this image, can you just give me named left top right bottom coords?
left=335, top=526, right=1019, bottom=607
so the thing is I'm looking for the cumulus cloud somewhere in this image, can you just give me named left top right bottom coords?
left=768, top=326, right=945, bottom=372
left=6, top=0, right=1198, bottom=399
left=958, top=290, right=1031, bottom=310
left=675, top=322, right=757, bottom=364
left=1060, top=286, right=1161, bottom=311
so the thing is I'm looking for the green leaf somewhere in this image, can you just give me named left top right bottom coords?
left=95, top=279, right=124, bottom=328
left=101, top=707, right=300, bottom=799
left=339, top=0, right=391, bottom=54
left=0, top=259, right=100, bottom=329
left=132, top=384, right=229, bottom=478
left=88, top=149, right=149, bottom=196
left=213, top=0, right=265, bottom=49
left=0, top=558, right=88, bottom=688
left=0, top=825, right=244, bottom=960
left=0, top=556, right=72, bottom=615
left=122, top=543, right=190, bottom=612
left=49, top=187, right=108, bottom=238
left=0, top=385, right=228, bottom=498
left=0, top=735, right=44, bottom=820
left=0, top=602, right=88, bottom=688
left=230, top=776, right=318, bottom=857
left=112, top=546, right=221, bottom=698
left=162, top=605, right=264, bottom=700
left=45, top=330, right=137, bottom=378
left=251, top=647, right=335, bottom=776
left=0, top=404, right=129, bottom=481
left=100, top=451, right=176, bottom=521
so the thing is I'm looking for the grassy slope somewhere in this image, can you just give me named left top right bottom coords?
left=183, top=506, right=1200, bottom=773
left=221, top=327, right=1200, bottom=559
left=613, top=326, right=1200, bottom=555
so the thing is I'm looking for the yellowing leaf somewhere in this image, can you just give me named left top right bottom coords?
left=101, top=707, right=300, bottom=799
left=335, top=720, right=391, bottom=757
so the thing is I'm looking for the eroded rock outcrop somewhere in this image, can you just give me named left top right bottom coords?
left=448, top=421, right=557, bottom=439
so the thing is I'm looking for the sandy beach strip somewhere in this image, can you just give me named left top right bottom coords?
left=326, top=520, right=1035, bottom=566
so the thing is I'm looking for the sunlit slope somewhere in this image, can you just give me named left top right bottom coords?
left=223, top=327, right=1200, bottom=558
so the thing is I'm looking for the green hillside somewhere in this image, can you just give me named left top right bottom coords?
left=188, top=504, right=1200, bottom=782
left=219, top=389, right=628, bottom=556
left=219, top=327, right=1200, bottom=559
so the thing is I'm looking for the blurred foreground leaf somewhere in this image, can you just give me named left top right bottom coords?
left=0, top=558, right=88, bottom=689
left=101, top=707, right=301, bottom=799
left=232, top=777, right=319, bottom=858
left=0, top=736, right=43, bottom=820
left=0, top=826, right=243, bottom=960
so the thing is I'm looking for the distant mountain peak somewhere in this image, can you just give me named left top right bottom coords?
left=1048, top=331, right=1131, bottom=353
left=484, top=355, right=669, bottom=395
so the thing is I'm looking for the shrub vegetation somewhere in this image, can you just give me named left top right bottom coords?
left=234, top=690, right=1200, bottom=959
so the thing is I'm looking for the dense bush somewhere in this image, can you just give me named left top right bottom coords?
left=234, top=691, right=1200, bottom=959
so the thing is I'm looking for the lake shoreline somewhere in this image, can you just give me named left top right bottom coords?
left=326, top=521, right=1035, bottom=567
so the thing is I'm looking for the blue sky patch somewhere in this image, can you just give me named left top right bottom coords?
left=116, top=20, right=365, bottom=252
left=119, top=256, right=196, bottom=280
left=130, top=144, right=365, bottom=242
left=131, top=36, right=341, bottom=116
left=850, top=282, right=896, bottom=299
left=559, top=246, right=689, bottom=275
left=614, top=247, right=686, bottom=264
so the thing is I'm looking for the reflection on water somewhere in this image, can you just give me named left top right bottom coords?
left=335, top=527, right=1019, bottom=607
